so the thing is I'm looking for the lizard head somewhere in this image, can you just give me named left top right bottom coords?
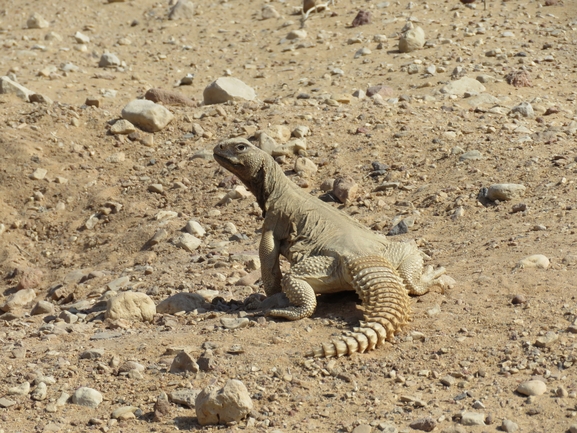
left=213, top=137, right=265, bottom=181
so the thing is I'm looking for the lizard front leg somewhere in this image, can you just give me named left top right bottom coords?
left=259, top=229, right=282, bottom=296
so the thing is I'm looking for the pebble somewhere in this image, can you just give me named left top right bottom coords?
left=332, top=176, right=358, bottom=204
left=409, top=417, right=436, bottom=432
left=31, top=382, right=47, bottom=401
left=105, top=292, right=156, bottom=322
left=121, top=99, right=174, bottom=132
left=17, top=267, right=44, bottom=290
left=148, top=183, right=164, bottom=193
left=459, top=150, right=482, bottom=161
left=0, top=76, right=35, bottom=101
left=569, top=424, right=577, bottom=433
left=80, top=348, right=105, bottom=360
left=72, top=387, right=103, bottom=408
left=185, top=220, right=206, bottom=237
left=440, top=375, right=456, bottom=386
left=0, top=289, right=36, bottom=313
left=30, top=167, right=48, bottom=180
left=195, top=379, right=253, bottom=426
left=510, top=102, right=534, bottom=118
left=168, top=0, right=196, bottom=20
left=221, top=317, right=250, bottom=330
left=174, top=233, right=202, bottom=252
left=535, top=331, right=558, bottom=348
left=0, top=398, right=16, bottom=408
left=170, top=351, right=199, bottom=374
left=441, top=77, right=486, bottom=96
left=31, top=300, right=54, bottom=316
left=107, top=276, right=130, bottom=291
left=262, top=5, right=280, bottom=19
left=8, top=382, right=30, bottom=396
left=98, top=53, right=121, bottom=68
left=460, top=411, right=485, bottom=426
left=286, top=29, right=307, bottom=40
left=486, top=184, right=526, bottom=201
left=352, top=425, right=372, bottom=433
left=399, top=23, right=425, bottom=53
left=169, top=389, right=201, bottom=408
left=156, top=292, right=207, bottom=314
left=111, top=406, right=138, bottom=420
left=203, top=77, right=256, bottom=105
left=501, top=419, right=518, bottom=433
left=516, top=380, right=547, bottom=396
left=145, top=88, right=196, bottom=107
left=110, top=119, right=136, bottom=135
left=511, top=294, right=527, bottom=304
left=27, top=13, right=49, bottom=29
left=517, top=254, right=549, bottom=270
left=294, top=157, right=317, bottom=176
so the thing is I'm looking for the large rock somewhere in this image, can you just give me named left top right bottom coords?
left=440, top=77, right=486, bottom=96
left=0, top=76, right=35, bottom=102
left=398, top=24, right=425, bottom=53
left=486, top=183, right=526, bottom=201
left=516, top=380, right=547, bottom=396
left=195, top=379, right=253, bottom=425
left=156, top=292, right=207, bottom=314
left=98, top=53, right=121, bottom=68
left=72, top=387, right=102, bottom=408
left=121, top=99, right=174, bottom=132
left=168, top=0, right=195, bottom=20
left=0, top=289, right=36, bottom=312
left=105, top=292, right=156, bottom=322
left=203, top=77, right=256, bottom=105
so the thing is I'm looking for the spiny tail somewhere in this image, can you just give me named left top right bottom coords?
left=307, top=256, right=411, bottom=358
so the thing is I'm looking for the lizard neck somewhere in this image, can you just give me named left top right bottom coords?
left=245, top=156, right=289, bottom=216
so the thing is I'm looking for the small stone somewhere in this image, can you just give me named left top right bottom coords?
left=98, top=53, right=120, bottom=68
left=110, top=119, right=136, bottom=135
left=501, top=419, right=518, bottom=433
left=30, top=168, right=48, bottom=180
left=511, top=294, right=526, bottom=304
left=569, top=425, right=577, bottom=433
left=556, top=386, right=569, bottom=397
left=185, top=220, right=206, bottom=237
left=261, top=5, right=280, bottom=19
left=409, top=417, right=436, bottom=432
left=31, top=300, right=54, bottom=316
left=535, top=331, right=558, bottom=348
left=461, top=412, right=485, bottom=426
left=148, top=183, right=164, bottom=193
left=85, top=97, right=100, bottom=107
left=174, top=233, right=202, bottom=252
left=292, top=125, right=310, bottom=138
left=0, top=397, right=17, bottom=408
left=145, top=88, right=196, bottom=107
left=486, top=184, right=526, bottom=201
left=517, top=254, right=549, bottom=270
left=220, top=317, right=250, bottom=330
left=170, top=351, right=199, bottom=374
left=399, top=23, right=425, bottom=53
left=0, top=76, right=35, bottom=101
left=105, top=292, right=156, bottom=322
left=351, top=10, right=371, bottom=27
left=31, top=382, right=47, bottom=401
left=80, top=348, right=105, bottom=360
left=1, top=289, right=36, bottom=312
left=169, top=389, right=201, bottom=408
left=17, top=267, right=43, bottom=290
left=107, top=276, right=130, bottom=291
left=459, top=150, right=483, bottom=161
left=440, top=375, right=456, bottom=386
left=294, top=157, right=317, bottom=176
left=168, top=0, right=196, bottom=20
left=154, top=393, right=171, bottom=420
left=203, top=77, right=256, bottom=105
left=332, top=175, right=358, bottom=204
left=121, top=99, right=174, bottom=132
left=441, top=77, right=486, bottom=96
left=72, top=387, right=103, bottom=408
left=355, top=47, right=372, bottom=58
left=27, top=13, right=49, bottom=29
left=510, top=102, right=534, bottom=118
left=111, top=406, right=138, bottom=420
left=8, top=382, right=30, bottom=396
left=286, top=29, right=307, bottom=40
left=156, top=292, right=207, bottom=314
left=74, top=31, right=90, bottom=44
left=516, top=380, right=547, bottom=396
left=195, top=379, right=253, bottom=426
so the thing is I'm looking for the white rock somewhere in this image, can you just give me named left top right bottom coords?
left=74, top=31, right=90, bottom=44
left=30, top=168, right=48, bottom=180
left=168, top=0, right=196, bottom=20
left=440, top=77, right=486, bottom=96
left=196, top=379, right=253, bottom=425
left=175, top=233, right=202, bottom=252
left=31, top=382, right=47, bottom=401
left=98, top=53, right=120, bottom=67
left=121, top=99, right=174, bottom=132
left=517, top=254, right=549, bottom=270
left=27, top=13, right=49, bottom=29
left=220, top=317, right=250, bottom=330
left=0, top=76, right=35, bottom=102
left=294, top=157, right=317, bottom=176
left=0, top=289, right=36, bottom=312
left=517, top=380, right=547, bottom=396
left=510, top=102, right=534, bottom=118
left=461, top=411, right=485, bottom=426
left=203, top=77, right=256, bottom=105
left=486, top=184, right=525, bottom=201
left=399, top=24, right=425, bottom=53
left=185, top=220, right=206, bottom=237
left=105, top=292, right=156, bottom=322
left=8, top=382, right=30, bottom=396
left=110, top=119, right=136, bottom=135
left=156, top=293, right=207, bottom=314
left=72, top=387, right=103, bottom=408
left=262, top=5, right=280, bottom=19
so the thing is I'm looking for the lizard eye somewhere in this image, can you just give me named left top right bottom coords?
left=236, top=144, right=247, bottom=151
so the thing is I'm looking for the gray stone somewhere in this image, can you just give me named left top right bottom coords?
left=409, top=417, right=436, bottom=431
left=110, top=119, right=136, bottom=134
left=333, top=175, right=358, bottom=204
left=8, top=382, right=30, bottom=396
left=0, top=397, right=16, bottom=408
left=169, top=389, right=201, bottom=408
left=168, top=0, right=195, bottom=20
left=174, top=233, right=202, bottom=252
left=156, top=292, right=207, bottom=314
left=257, top=132, right=278, bottom=155
left=1, top=289, right=36, bottom=312
left=399, top=24, right=425, bottom=53
left=80, top=348, right=105, bottom=360
left=352, top=425, right=372, bottom=433
left=185, top=220, right=206, bottom=237
left=569, top=424, right=577, bottom=433
left=535, top=331, right=558, bottom=348
left=461, top=411, right=485, bottom=426
left=72, top=387, right=103, bottom=408
left=121, top=99, right=174, bottom=132
left=31, top=300, right=54, bottom=316
left=106, top=276, right=130, bottom=291
left=464, top=93, right=499, bottom=108
left=203, top=77, right=256, bottom=105
left=294, top=157, right=317, bottom=176
left=195, top=379, right=253, bottom=425
left=31, top=382, right=47, bottom=401
left=501, top=419, right=518, bottom=433
left=98, top=53, right=120, bottom=68
left=0, top=76, right=35, bottom=101
left=261, top=4, right=280, bottom=19
left=170, top=351, right=199, bottom=374
left=459, top=150, right=482, bottom=161
left=516, top=380, right=547, bottom=396
left=441, top=77, right=486, bottom=96
left=486, top=184, right=526, bottom=201
left=27, top=13, right=49, bottom=29
left=220, top=317, right=250, bottom=330
left=105, top=292, right=156, bottom=322
left=510, top=102, right=534, bottom=118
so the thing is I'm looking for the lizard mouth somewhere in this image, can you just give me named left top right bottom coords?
left=214, top=153, right=241, bottom=169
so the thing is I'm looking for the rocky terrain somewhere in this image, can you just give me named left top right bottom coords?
left=1, top=0, right=577, bottom=432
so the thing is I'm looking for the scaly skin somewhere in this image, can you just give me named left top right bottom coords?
left=213, top=138, right=446, bottom=357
